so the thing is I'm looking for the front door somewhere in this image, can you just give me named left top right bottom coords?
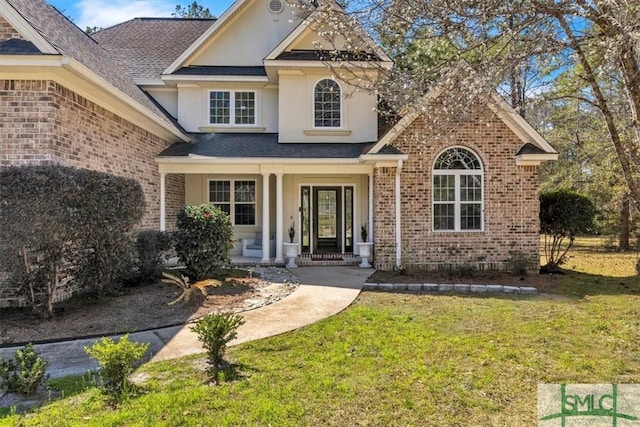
left=313, top=187, right=341, bottom=252
left=300, top=185, right=354, bottom=254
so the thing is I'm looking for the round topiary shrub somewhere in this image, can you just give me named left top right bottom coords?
left=174, top=204, right=233, bottom=280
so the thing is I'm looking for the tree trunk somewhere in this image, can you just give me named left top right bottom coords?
left=620, top=195, right=630, bottom=251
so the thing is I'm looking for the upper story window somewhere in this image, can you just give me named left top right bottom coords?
left=314, top=79, right=341, bottom=128
left=209, top=91, right=256, bottom=125
left=433, top=147, right=484, bottom=231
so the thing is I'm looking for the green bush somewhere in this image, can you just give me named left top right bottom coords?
left=0, top=165, right=145, bottom=316
left=174, top=204, right=234, bottom=281
left=84, top=334, right=149, bottom=401
left=192, top=312, right=245, bottom=382
left=0, top=343, right=49, bottom=396
left=134, top=230, right=173, bottom=284
left=540, top=189, right=596, bottom=270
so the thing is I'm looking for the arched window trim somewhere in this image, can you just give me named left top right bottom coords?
left=313, top=78, right=342, bottom=128
left=432, top=146, right=485, bottom=232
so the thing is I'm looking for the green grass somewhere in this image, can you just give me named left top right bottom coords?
left=3, top=241, right=640, bottom=426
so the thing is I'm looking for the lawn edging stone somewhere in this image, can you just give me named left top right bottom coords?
left=363, top=282, right=538, bottom=295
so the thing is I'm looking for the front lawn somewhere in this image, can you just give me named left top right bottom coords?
left=2, top=241, right=640, bottom=425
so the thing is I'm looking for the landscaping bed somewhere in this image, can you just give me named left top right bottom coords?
left=0, top=267, right=298, bottom=346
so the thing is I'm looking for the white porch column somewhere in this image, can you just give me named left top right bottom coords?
left=368, top=172, right=374, bottom=243
left=261, top=173, right=271, bottom=262
left=395, top=161, right=403, bottom=268
left=275, top=173, right=284, bottom=263
left=160, top=172, right=166, bottom=232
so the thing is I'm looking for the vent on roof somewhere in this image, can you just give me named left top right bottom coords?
left=268, top=0, right=284, bottom=14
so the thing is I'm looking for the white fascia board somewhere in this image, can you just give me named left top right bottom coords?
left=359, top=154, right=408, bottom=164
left=155, top=156, right=363, bottom=164
left=489, top=93, right=558, bottom=155
left=161, top=74, right=269, bottom=83
left=515, top=153, right=559, bottom=166
left=135, top=78, right=165, bottom=86
left=0, top=2, right=58, bottom=54
left=265, top=59, right=392, bottom=69
left=164, top=0, right=250, bottom=75
left=64, top=59, right=188, bottom=142
left=0, top=54, right=64, bottom=67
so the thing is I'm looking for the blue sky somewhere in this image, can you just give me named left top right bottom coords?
left=48, top=0, right=234, bottom=30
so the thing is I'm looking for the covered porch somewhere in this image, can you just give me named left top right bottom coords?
left=157, top=160, right=375, bottom=263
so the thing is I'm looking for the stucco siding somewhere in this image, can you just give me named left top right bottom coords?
left=190, top=0, right=301, bottom=66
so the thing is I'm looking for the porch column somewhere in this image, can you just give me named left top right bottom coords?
left=275, top=173, right=284, bottom=263
left=395, top=161, right=403, bottom=268
left=160, top=172, right=166, bottom=232
left=368, top=172, right=374, bottom=243
left=261, top=173, right=271, bottom=262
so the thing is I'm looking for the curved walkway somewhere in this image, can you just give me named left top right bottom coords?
left=0, top=267, right=369, bottom=379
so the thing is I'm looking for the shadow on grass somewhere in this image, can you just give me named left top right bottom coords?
left=549, top=269, right=640, bottom=298
left=0, top=372, right=98, bottom=418
left=368, top=268, right=640, bottom=299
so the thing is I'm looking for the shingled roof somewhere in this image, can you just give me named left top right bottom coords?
left=5, top=0, right=182, bottom=134
left=159, top=133, right=379, bottom=158
left=92, top=18, right=215, bottom=81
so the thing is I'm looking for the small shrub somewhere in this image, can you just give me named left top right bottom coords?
left=192, top=312, right=245, bottom=383
left=506, top=250, right=531, bottom=276
left=452, top=262, right=477, bottom=278
left=134, top=230, right=173, bottom=283
left=174, top=204, right=234, bottom=280
left=0, top=343, right=49, bottom=396
left=84, top=334, right=149, bottom=402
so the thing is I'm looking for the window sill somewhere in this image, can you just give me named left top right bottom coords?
left=304, top=129, right=352, bottom=136
left=200, top=126, right=265, bottom=133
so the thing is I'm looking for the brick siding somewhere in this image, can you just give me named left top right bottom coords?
left=0, top=79, right=185, bottom=306
left=373, top=103, right=541, bottom=272
left=0, top=16, right=23, bottom=40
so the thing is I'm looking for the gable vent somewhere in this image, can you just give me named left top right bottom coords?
left=268, top=0, right=284, bottom=14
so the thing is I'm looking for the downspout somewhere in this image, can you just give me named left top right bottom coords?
left=395, top=160, right=403, bottom=269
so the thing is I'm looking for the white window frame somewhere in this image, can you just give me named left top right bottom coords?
left=432, top=147, right=484, bottom=232
left=312, top=78, right=342, bottom=128
left=208, top=179, right=257, bottom=226
left=208, top=90, right=257, bottom=126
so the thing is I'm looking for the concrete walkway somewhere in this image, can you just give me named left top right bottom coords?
left=0, top=267, right=369, bottom=379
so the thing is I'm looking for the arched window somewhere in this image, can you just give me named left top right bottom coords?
left=433, top=147, right=484, bottom=231
left=314, top=79, right=341, bottom=127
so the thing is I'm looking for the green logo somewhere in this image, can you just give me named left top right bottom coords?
left=539, top=384, right=640, bottom=426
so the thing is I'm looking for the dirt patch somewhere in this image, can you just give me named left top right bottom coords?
left=0, top=268, right=298, bottom=347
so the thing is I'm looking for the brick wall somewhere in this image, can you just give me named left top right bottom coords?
left=0, top=16, right=23, bottom=40
left=0, top=79, right=185, bottom=306
left=373, top=103, right=541, bottom=272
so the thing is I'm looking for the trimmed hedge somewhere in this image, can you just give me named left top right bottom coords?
left=0, top=165, right=145, bottom=317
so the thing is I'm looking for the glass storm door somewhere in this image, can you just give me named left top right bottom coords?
left=314, top=187, right=341, bottom=252
left=300, top=186, right=354, bottom=254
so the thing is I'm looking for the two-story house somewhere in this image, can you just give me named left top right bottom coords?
left=1, top=0, right=556, bottom=287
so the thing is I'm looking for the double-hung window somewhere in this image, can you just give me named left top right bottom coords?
left=313, top=79, right=341, bottom=127
left=433, top=147, right=483, bottom=231
left=209, top=91, right=256, bottom=125
left=209, top=180, right=256, bottom=225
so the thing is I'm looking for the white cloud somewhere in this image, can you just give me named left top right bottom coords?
left=76, top=0, right=175, bottom=30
